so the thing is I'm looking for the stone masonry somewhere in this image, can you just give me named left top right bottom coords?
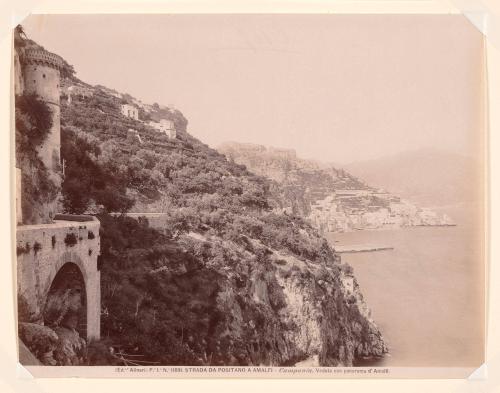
left=16, top=216, right=101, bottom=340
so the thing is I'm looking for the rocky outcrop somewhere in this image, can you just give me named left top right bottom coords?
left=179, top=234, right=387, bottom=366
left=19, top=322, right=86, bottom=366
left=19, top=339, right=41, bottom=365
left=19, top=323, right=59, bottom=365
left=52, top=326, right=86, bottom=365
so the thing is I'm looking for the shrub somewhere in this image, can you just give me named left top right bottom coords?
left=16, top=243, right=30, bottom=255
left=15, top=94, right=53, bottom=151
left=64, top=233, right=78, bottom=247
left=85, top=339, right=120, bottom=366
left=340, top=263, right=354, bottom=275
left=33, top=241, right=42, bottom=254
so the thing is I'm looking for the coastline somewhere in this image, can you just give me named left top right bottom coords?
left=335, top=245, right=394, bottom=254
left=332, top=223, right=457, bottom=253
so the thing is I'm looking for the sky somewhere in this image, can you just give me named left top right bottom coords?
left=22, top=14, right=484, bottom=164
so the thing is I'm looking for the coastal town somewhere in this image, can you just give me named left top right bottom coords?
left=308, top=188, right=454, bottom=233
left=218, top=142, right=454, bottom=233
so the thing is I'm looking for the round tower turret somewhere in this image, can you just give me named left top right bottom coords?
left=21, top=46, right=65, bottom=178
left=19, top=45, right=67, bottom=221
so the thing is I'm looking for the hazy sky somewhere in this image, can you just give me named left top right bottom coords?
left=23, top=14, right=484, bottom=164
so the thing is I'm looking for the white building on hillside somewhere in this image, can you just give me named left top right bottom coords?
left=149, top=119, right=176, bottom=139
left=121, top=104, right=139, bottom=120
left=66, top=85, right=93, bottom=105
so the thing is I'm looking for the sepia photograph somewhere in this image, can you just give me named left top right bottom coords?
left=12, top=13, right=486, bottom=378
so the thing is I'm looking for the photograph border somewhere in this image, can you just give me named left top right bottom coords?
left=1, top=0, right=499, bottom=391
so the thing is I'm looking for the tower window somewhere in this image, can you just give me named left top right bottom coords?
left=43, top=74, right=46, bottom=78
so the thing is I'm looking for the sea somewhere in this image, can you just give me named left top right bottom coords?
left=326, top=203, right=485, bottom=367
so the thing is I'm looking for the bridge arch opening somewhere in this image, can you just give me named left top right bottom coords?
left=43, top=262, right=87, bottom=338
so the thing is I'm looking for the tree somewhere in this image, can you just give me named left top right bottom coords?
left=14, top=25, right=27, bottom=47
left=61, top=128, right=134, bottom=213
left=16, top=94, right=53, bottom=154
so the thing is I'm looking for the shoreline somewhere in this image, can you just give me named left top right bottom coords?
left=335, top=245, right=394, bottom=253
left=327, top=223, right=457, bottom=235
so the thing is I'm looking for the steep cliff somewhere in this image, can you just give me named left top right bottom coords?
left=95, top=215, right=387, bottom=366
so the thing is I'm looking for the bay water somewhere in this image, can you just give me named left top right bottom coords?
left=327, top=203, right=485, bottom=367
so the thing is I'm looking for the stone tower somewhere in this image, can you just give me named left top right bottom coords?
left=18, top=43, right=67, bottom=222
left=21, top=46, right=65, bottom=181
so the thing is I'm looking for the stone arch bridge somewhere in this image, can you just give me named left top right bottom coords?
left=16, top=215, right=101, bottom=340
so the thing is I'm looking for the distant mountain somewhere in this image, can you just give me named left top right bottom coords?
left=343, top=149, right=481, bottom=207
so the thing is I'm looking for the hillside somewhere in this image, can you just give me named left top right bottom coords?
left=343, top=149, right=481, bottom=207
left=14, top=33, right=388, bottom=366
left=218, top=142, right=453, bottom=233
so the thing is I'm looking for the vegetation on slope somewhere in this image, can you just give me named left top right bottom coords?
left=94, top=211, right=386, bottom=366
left=15, top=28, right=386, bottom=366
left=15, top=94, right=59, bottom=223
left=59, top=88, right=365, bottom=365
left=218, top=142, right=370, bottom=216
